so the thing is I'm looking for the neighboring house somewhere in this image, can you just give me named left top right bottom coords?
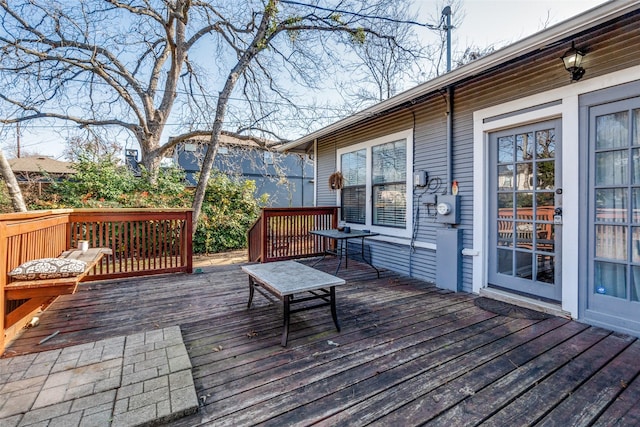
left=172, top=135, right=314, bottom=207
left=9, top=156, right=75, bottom=194
left=280, top=1, right=640, bottom=337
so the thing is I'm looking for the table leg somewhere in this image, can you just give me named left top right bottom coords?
left=360, top=237, right=380, bottom=278
left=281, top=295, right=291, bottom=347
left=247, top=277, right=255, bottom=309
left=335, top=239, right=344, bottom=275
left=330, top=286, right=340, bottom=332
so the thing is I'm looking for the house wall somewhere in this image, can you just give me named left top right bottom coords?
left=314, top=9, right=640, bottom=295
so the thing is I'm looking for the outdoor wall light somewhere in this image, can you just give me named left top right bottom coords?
left=561, top=41, right=586, bottom=82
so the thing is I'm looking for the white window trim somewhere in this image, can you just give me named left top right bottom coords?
left=472, top=64, right=640, bottom=318
left=336, top=129, right=414, bottom=239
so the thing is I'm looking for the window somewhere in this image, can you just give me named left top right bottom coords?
left=337, top=129, right=413, bottom=237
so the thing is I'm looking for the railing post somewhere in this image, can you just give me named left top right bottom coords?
left=261, top=209, right=269, bottom=263
left=184, top=210, right=193, bottom=274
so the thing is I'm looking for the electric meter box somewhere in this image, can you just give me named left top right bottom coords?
left=435, top=194, right=461, bottom=224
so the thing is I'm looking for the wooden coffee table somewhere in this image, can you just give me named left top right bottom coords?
left=241, top=261, right=346, bottom=346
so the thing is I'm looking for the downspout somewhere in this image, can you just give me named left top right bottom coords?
left=446, top=86, right=454, bottom=195
left=443, top=5, right=454, bottom=195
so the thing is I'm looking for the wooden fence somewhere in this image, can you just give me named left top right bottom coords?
left=0, top=209, right=192, bottom=353
left=247, top=207, right=338, bottom=263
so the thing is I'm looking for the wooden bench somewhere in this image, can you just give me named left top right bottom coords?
left=241, top=260, right=346, bottom=347
left=5, top=248, right=112, bottom=301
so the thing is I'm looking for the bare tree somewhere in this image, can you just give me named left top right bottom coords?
left=0, top=149, right=26, bottom=212
left=0, top=0, right=430, bottom=226
left=338, top=0, right=431, bottom=107
left=63, top=135, right=121, bottom=163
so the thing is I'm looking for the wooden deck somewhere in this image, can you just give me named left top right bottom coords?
left=4, top=258, right=640, bottom=426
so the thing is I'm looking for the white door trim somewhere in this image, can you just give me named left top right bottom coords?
left=472, top=65, right=640, bottom=319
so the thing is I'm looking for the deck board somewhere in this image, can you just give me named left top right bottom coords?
left=3, top=257, right=639, bottom=426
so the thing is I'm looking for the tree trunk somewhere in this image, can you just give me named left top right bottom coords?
left=0, top=150, right=27, bottom=212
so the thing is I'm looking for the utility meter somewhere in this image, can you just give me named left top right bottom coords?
left=437, top=202, right=452, bottom=215
left=435, top=194, right=461, bottom=224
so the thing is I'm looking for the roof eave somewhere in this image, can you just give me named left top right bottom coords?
left=278, top=0, right=637, bottom=153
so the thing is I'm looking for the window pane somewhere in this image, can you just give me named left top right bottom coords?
left=498, top=165, right=514, bottom=190
left=536, top=192, right=554, bottom=212
left=497, top=219, right=513, bottom=248
left=632, top=266, right=640, bottom=302
left=372, top=140, right=406, bottom=184
left=634, top=109, right=640, bottom=146
left=516, top=132, right=534, bottom=161
left=373, top=183, right=406, bottom=227
left=633, top=188, right=640, bottom=223
left=536, top=160, right=555, bottom=190
left=498, top=136, right=513, bottom=163
left=595, top=150, right=628, bottom=186
left=595, top=225, right=627, bottom=261
left=516, top=163, right=533, bottom=190
left=595, top=188, right=628, bottom=223
left=594, top=261, right=626, bottom=298
left=536, top=129, right=555, bottom=159
left=341, top=149, right=366, bottom=186
left=596, top=111, right=629, bottom=149
left=341, top=186, right=365, bottom=224
left=633, top=227, right=640, bottom=263
left=537, top=254, right=554, bottom=284
left=536, top=224, right=554, bottom=252
left=498, top=193, right=513, bottom=216
left=497, top=249, right=513, bottom=275
left=515, top=251, right=533, bottom=279
left=515, top=222, right=534, bottom=250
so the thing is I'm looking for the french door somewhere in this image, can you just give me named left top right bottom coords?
left=488, top=119, right=562, bottom=301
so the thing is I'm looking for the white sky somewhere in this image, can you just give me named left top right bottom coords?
left=5, top=0, right=609, bottom=160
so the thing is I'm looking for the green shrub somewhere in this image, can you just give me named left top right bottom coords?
left=194, top=173, right=266, bottom=254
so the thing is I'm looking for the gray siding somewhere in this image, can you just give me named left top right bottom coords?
left=314, top=10, right=640, bottom=291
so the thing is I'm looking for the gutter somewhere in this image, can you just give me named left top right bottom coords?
left=278, top=0, right=639, bottom=153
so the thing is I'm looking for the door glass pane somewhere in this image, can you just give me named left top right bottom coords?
left=596, top=111, right=629, bottom=149
left=497, top=220, right=513, bottom=247
left=515, top=251, right=533, bottom=279
left=633, top=227, right=640, bottom=263
left=633, top=148, right=640, bottom=184
left=516, top=132, right=534, bottom=161
left=498, top=193, right=513, bottom=215
left=498, top=165, right=514, bottom=190
left=515, top=193, right=533, bottom=218
left=536, top=129, right=555, bottom=159
left=498, top=136, right=514, bottom=163
left=595, top=225, right=627, bottom=261
left=634, top=109, right=640, bottom=146
left=595, top=188, right=628, bottom=223
left=497, top=249, right=513, bottom=275
left=595, top=150, right=628, bottom=185
left=536, top=161, right=555, bottom=190
left=537, top=254, right=554, bottom=284
left=536, top=224, right=554, bottom=252
left=633, top=188, right=640, bottom=223
left=594, top=261, right=626, bottom=298
left=515, top=222, right=534, bottom=249
left=516, top=163, right=533, bottom=190
left=536, top=193, right=554, bottom=213
left=632, top=266, right=640, bottom=301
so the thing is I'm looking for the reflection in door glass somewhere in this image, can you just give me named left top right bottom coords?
left=536, top=129, right=555, bottom=158
left=594, top=261, right=626, bottom=298
left=537, top=254, right=554, bottom=284
left=515, top=251, right=533, bottom=279
left=498, top=136, right=514, bottom=163
left=497, top=249, right=513, bottom=275
left=596, top=112, right=628, bottom=149
left=516, top=132, right=534, bottom=161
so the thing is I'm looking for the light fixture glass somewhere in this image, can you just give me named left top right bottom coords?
left=561, top=41, right=586, bottom=81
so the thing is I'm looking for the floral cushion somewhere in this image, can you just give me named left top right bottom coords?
left=8, top=258, right=87, bottom=280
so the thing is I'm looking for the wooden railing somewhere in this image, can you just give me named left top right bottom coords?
left=0, top=208, right=192, bottom=353
left=247, top=207, right=338, bottom=263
